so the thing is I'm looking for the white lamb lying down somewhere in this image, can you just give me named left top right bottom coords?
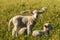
left=18, top=27, right=27, bottom=35
left=32, top=23, right=52, bottom=37
left=32, top=30, right=43, bottom=37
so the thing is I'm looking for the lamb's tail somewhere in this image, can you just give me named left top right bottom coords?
left=8, top=18, right=13, bottom=31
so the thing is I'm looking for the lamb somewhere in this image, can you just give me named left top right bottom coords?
left=8, top=7, right=47, bottom=37
left=32, top=23, right=52, bottom=37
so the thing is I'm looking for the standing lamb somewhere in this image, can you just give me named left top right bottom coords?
left=8, top=7, right=47, bottom=37
left=32, top=23, right=52, bottom=37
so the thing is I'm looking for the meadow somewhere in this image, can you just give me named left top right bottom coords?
left=0, top=0, right=60, bottom=40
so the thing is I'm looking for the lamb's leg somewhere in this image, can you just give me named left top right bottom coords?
left=12, top=26, right=18, bottom=37
left=27, top=25, right=32, bottom=35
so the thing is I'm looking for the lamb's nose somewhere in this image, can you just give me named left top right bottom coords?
left=48, top=25, right=52, bottom=30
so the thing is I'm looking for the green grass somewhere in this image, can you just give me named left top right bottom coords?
left=0, top=0, right=60, bottom=40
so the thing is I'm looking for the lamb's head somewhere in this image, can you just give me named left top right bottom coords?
left=32, top=7, right=47, bottom=18
left=28, top=7, right=47, bottom=18
left=43, top=23, right=52, bottom=31
left=43, top=23, right=52, bottom=36
left=20, top=7, right=47, bottom=18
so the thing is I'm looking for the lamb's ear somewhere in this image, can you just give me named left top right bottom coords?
left=20, top=10, right=30, bottom=14
left=39, top=7, right=47, bottom=13
left=29, top=10, right=34, bottom=15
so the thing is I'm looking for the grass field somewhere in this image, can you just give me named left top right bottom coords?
left=0, top=0, right=60, bottom=40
